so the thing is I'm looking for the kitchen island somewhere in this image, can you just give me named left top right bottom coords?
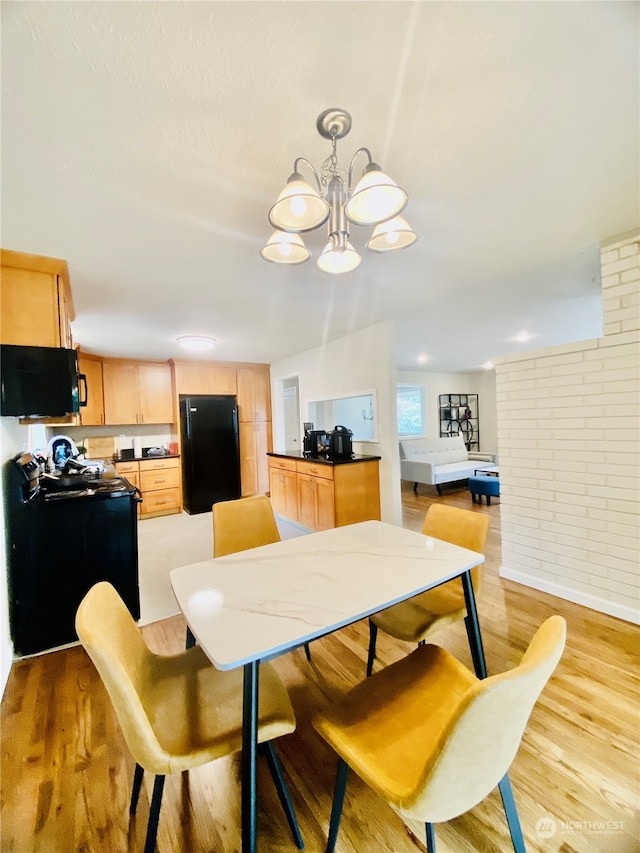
left=267, top=451, right=381, bottom=531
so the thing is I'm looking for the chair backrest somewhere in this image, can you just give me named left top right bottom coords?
left=75, top=581, right=168, bottom=772
left=401, top=614, right=567, bottom=823
left=212, top=495, right=281, bottom=557
left=421, top=503, right=490, bottom=590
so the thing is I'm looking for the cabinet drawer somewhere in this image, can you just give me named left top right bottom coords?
left=268, top=457, right=297, bottom=473
left=140, top=467, right=181, bottom=492
left=139, top=457, right=180, bottom=472
left=140, top=487, right=180, bottom=515
left=296, top=460, right=334, bottom=480
left=115, top=460, right=139, bottom=475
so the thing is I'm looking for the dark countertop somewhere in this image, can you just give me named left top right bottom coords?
left=267, top=451, right=381, bottom=466
left=114, top=454, right=180, bottom=463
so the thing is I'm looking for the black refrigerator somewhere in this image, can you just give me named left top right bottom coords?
left=179, top=395, right=241, bottom=514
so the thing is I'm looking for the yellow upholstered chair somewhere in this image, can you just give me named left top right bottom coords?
left=314, top=615, right=566, bottom=853
left=186, top=495, right=312, bottom=660
left=76, top=582, right=303, bottom=853
left=367, top=504, right=490, bottom=676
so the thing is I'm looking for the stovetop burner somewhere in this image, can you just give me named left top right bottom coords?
left=40, top=477, right=138, bottom=501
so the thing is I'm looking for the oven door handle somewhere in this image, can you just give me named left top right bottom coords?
left=134, top=487, right=143, bottom=504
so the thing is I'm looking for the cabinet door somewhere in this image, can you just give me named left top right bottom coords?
left=269, top=466, right=298, bottom=521
left=138, top=362, right=173, bottom=423
left=237, top=366, right=271, bottom=422
left=77, top=354, right=104, bottom=425
left=103, top=362, right=139, bottom=424
left=296, top=472, right=316, bottom=530
left=315, top=477, right=336, bottom=530
left=207, top=364, right=237, bottom=395
left=1, top=266, right=60, bottom=347
left=173, top=362, right=209, bottom=395
left=239, top=421, right=271, bottom=496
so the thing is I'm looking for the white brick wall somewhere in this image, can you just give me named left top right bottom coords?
left=495, top=230, right=640, bottom=623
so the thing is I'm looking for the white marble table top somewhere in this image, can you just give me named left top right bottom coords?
left=169, top=520, right=484, bottom=670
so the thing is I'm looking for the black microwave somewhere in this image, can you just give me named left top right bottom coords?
left=0, top=344, right=87, bottom=417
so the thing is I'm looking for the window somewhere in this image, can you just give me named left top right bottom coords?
left=397, top=384, right=426, bottom=436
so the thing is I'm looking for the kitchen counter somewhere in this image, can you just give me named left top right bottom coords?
left=267, top=452, right=381, bottom=530
left=267, top=451, right=381, bottom=465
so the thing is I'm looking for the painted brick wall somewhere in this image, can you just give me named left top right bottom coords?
left=495, top=230, right=639, bottom=623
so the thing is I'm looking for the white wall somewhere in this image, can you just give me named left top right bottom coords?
left=495, top=230, right=639, bottom=624
left=397, top=369, right=498, bottom=455
left=271, top=321, right=402, bottom=525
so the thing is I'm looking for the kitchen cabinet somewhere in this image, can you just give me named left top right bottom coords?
left=240, top=421, right=271, bottom=497
left=297, top=462, right=335, bottom=531
left=268, top=457, right=298, bottom=520
left=267, top=454, right=381, bottom=532
left=115, top=456, right=181, bottom=518
left=1, top=249, right=74, bottom=349
left=77, top=352, right=105, bottom=426
left=103, top=360, right=174, bottom=425
left=237, top=365, right=271, bottom=422
left=172, top=360, right=237, bottom=396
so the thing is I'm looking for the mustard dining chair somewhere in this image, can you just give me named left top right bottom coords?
left=366, top=504, right=490, bottom=676
left=314, top=615, right=566, bottom=853
left=186, top=495, right=312, bottom=660
left=76, top=581, right=304, bottom=853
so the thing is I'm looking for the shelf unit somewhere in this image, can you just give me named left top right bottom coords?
left=439, top=394, right=479, bottom=451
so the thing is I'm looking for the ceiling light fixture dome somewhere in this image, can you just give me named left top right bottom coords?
left=177, top=335, right=217, bottom=351
left=261, top=108, right=416, bottom=274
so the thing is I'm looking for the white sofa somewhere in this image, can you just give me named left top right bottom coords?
left=400, top=435, right=496, bottom=495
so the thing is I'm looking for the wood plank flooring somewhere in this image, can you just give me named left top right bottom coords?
left=1, top=482, right=638, bottom=852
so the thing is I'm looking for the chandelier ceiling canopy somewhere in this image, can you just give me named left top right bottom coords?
left=261, top=109, right=417, bottom=274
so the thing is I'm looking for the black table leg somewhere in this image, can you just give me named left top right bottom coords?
left=242, top=660, right=259, bottom=853
left=461, top=569, right=487, bottom=679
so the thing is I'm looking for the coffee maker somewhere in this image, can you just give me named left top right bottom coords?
left=303, top=425, right=327, bottom=458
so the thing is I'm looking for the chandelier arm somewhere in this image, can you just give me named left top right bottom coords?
left=293, top=157, right=324, bottom=194
left=347, top=147, right=374, bottom=193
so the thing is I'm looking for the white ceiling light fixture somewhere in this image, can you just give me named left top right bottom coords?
left=177, top=335, right=217, bottom=351
left=262, top=108, right=415, bottom=275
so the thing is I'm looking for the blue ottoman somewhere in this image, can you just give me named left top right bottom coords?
left=468, top=475, right=500, bottom=505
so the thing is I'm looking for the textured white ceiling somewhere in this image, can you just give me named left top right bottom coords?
left=1, top=1, right=638, bottom=372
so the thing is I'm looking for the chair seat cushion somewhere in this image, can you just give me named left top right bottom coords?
left=141, top=646, right=296, bottom=774
left=313, top=644, right=476, bottom=806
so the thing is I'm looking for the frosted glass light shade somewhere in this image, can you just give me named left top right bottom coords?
left=366, top=216, right=417, bottom=252
left=268, top=177, right=330, bottom=232
left=316, top=241, right=362, bottom=274
left=177, top=335, right=217, bottom=351
left=260, top=231, right=310, bottom=265
left=345, top=169, right=408, bottom=225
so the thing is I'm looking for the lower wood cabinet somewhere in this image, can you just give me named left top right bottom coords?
left=240, top=421, right=271, bottom=497
left=115, top=456, right=181, bottom=518
left=268, top=455, right=381, bottom=532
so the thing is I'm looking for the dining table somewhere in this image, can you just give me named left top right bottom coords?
left=169, top=519, right=488, bottom=853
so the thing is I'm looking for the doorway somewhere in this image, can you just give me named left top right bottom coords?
left=282, top=379, right=301, bottom=453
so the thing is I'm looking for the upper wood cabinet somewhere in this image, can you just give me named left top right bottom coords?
left=1, top=249, right=75, bottom=348
left=237, top=365, right=271, bottom=422
left=172, top=360, right=237, bottom=396
left=77, top=352, right=105, bottom=426
left=103, top=360, right=174, bottom=425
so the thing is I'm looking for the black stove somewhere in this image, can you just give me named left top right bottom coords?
left=40, top=477, right=138, bottom=501
left=4, top=453, right=141, bottom=656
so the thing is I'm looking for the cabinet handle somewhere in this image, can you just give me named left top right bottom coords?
left=154, top=478, right=166, bottom=484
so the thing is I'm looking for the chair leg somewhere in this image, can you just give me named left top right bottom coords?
left=185, top=627, right=196, bottom=649
left=498, top=774, right=526, bottom=853
left=366, top=619, right=378, bottom=677
left=326, top=759, right=349, bottom=853
left=425, top=822, right=436, bottom=853
left=259, top=742, right=304, bottom=850
left=143, top=774, right=165, bottom=853
left=130, top=762, right=145, bottom=814
left=436, top=484, right=442, bottom=495
left=304, top=642, right=312, bottom=661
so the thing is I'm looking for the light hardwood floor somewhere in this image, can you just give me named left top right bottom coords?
left=1, top=483, right=638, bottom=852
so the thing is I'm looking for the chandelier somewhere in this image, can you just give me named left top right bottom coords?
left=260, top=109, right=417, bottom=274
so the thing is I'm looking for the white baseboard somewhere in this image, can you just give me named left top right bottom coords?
left=499, top=565, right=640, bottom=625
